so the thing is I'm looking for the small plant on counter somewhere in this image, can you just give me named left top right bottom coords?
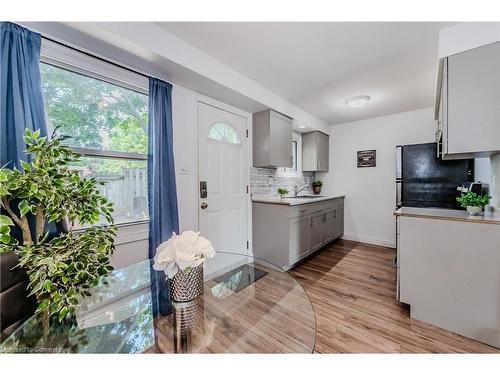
left=456, top=192, right=491, bottom=215
left=277, top=188, right=289, bottom=199
left=312, top=180, right=323, bottom=195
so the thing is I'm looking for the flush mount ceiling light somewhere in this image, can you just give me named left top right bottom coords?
left=298, top=125, right=306, bottom=129
left=346, top=95, right=371, bottom=108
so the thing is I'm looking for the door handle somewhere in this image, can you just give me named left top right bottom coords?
left=200, top=202, right=208, bottom=209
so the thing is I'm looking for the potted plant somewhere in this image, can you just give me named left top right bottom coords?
left=277, top=188, right=289, bottom=199
left=0, top=129, right=116, bottom=329
left=153, top=230, right=215, bottom=301
left=312, top=181, right=323, bottom=195
left=456, top=192, right=491, bottom=215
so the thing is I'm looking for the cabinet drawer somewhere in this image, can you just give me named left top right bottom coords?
left=288, top=199, right=334, bottom=218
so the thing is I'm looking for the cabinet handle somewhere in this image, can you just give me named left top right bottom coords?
left=334, top=209, right=336, bottom=218
left=310, top=217, right=313, bottom=227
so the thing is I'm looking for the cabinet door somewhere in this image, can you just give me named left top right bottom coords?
left=301, top=132, right=317, bottom=171
left=310, top=212, right=324, bottom=252
left=334, top=207, right=344, bottom=239
left=269, top=110, right=293, bottom=167
left=289, top=216, right=310, bottom=264
left=317, top=132, right=329, bottom=171
left=322, top=209, right=335, bottom=244
left=447, top=42, right=500, bottom=154
left=441, top=59, right=449, bottom=156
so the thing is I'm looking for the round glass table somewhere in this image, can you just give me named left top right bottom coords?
left=0, top=253, right=316, bottom=353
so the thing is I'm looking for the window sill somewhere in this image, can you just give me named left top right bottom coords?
left=71, top=220, right=150, bottom=246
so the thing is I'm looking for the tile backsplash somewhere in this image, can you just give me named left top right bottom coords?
left=250, top=167, right=315, bottom=196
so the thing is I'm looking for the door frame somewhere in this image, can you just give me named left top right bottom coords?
left=196, top=94, right=253, bottom=256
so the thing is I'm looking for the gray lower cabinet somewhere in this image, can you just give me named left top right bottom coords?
left=323, top=209, right=335, bottom=243
left=289, top=216, right=310, bottom=265
left=398, top=215, right=500, bottom=348
left=310, top=212, right=325, bottom=252
left=334, top=207, right=344, bottom=239
left=252, top=197, right=344, bottom=270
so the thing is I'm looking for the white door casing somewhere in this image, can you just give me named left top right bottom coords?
left=198, top=102, right=248, bottom=255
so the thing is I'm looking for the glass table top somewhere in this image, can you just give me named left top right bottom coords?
left=0, top=253, right=316, bottom=353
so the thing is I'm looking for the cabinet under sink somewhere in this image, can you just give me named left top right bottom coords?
left=252, top=197, right=344, bottom=270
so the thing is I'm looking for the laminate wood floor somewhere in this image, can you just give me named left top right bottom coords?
left=289, top=239, right=500, bottom=353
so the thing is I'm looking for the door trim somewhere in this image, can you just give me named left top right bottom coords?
left=196, top=94, right=253, bottom=256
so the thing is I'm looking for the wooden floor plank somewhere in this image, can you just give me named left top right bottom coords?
left=290, top=239, right=500, bottom=353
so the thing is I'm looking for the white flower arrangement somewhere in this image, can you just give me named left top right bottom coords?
left=152, top=230, right=215, bottom=279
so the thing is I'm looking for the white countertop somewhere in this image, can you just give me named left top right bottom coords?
left=394, top=206, right=500, bottom=225
left=252, top=194, right=345, bottom=206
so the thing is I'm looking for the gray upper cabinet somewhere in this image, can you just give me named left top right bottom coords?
left=253, top=109, right=293, bottom=168
left=444, top=41, right=500, bottom=158
left=302, top=131, right=329, bottom=171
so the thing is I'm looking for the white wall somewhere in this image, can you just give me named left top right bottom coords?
left=321, top=108, right=436, bottom=248
left=172, top=85, right=200, bottom=233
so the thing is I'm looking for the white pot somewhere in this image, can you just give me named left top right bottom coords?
left=466, top=206, right=482, bottom=215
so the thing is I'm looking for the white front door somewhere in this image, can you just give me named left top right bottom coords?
left=198, top=102, right=248, bottom=255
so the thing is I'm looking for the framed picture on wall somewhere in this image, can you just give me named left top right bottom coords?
left=357, top=150, right=376, bottom=167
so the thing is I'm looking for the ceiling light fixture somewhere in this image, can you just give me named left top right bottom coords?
left=298, top=125, right=306, bottom=129
left=346, top=95, right=370, bottom=108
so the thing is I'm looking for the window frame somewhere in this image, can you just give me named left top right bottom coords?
left=40, top=39, right=150, bottom=225
left=280, top=131, right=303, bottom=176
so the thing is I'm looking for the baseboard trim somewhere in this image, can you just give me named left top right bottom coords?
left=342, top=233, right=396, bottom=248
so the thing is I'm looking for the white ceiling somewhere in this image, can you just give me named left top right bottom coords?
left=158, top=22, right=453, bottom=125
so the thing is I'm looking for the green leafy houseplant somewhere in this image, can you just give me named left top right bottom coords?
left=0, top=128, right=116, bottom=325
left=277, top=188, right=289, bottom=198
left=456, top=192, right=491, bottom=208
left=312, top=181, right=323, bottom=188
left=312, top=180, right=323, bottom=195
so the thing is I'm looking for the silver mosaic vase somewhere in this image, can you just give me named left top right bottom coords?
left=170, top=265, right=204, bottom=302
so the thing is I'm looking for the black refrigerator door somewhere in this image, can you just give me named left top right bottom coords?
left=401, top=143, right=474, bottom=209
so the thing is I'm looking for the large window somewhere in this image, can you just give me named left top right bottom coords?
left=40, top=63, right=149, bottom=225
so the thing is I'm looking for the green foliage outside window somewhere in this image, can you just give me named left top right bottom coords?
left=40, top=63, right=148, bottom=174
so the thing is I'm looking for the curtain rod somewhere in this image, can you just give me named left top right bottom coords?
left=41, top=35, right=157, bottom=82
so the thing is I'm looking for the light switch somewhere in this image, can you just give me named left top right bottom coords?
left=180, top=164, right=190, bottom=175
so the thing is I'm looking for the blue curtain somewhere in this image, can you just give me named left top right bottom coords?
left=0, top=22, right=52, bottom=243
left=0, top=22, right=47, bottom=168
left=147, top=78, right=179, bottom=316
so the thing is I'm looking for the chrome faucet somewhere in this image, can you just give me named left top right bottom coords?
left=294, top=184, right=309, bottom=197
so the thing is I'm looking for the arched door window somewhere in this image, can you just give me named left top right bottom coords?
left=208, top=122, right=241, bottom=145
